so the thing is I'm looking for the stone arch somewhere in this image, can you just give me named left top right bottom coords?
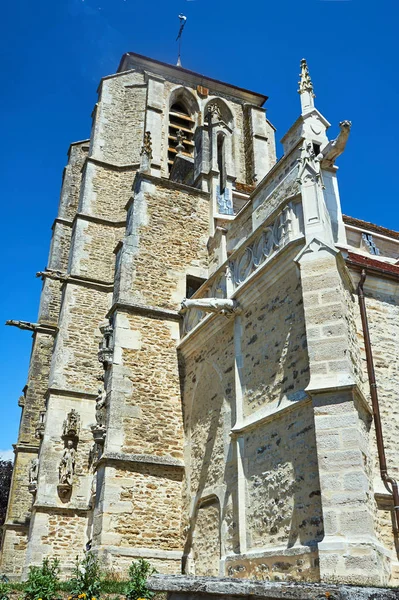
left=204, top=97, right=234, bottom=128
left=167, top=87, right=200, bottom=171
left=169, top=86, right=200, bottom=117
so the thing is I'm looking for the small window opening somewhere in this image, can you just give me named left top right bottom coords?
left=312, top=143, right=321, bottom=156
left=217, top=134, right=226, bottom=194
left=186, top=275, right=206, bottom=298
left=168, top=102, right=195, bottom=172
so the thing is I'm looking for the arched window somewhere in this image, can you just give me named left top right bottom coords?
left=168, top=101, right=195, bottom=172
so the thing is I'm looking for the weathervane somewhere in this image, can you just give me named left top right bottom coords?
left=176, top=14, right=187, bottom=67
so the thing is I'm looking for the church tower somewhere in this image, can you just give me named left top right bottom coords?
left=2, top=53, right=399, bottom=588
left=1, top=52, right=276, bottom=577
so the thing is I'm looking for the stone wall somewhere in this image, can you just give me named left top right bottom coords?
left=110, top=312, right=184, bottom=459
left=49, top=284, right=111, bottom=393
left=241, top=264, right=309, bottom=417
left=351, top=272, right=399, bottom=581
left=92, top=71, right=146, bottom=165
left=128, top=179, right=209, bottom=310
left=244, top=402, right=322, bottom=550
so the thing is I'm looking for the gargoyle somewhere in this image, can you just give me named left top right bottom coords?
left=321, top=120, right=352, bottom=168
left=180, top=297, right=240, bottom=316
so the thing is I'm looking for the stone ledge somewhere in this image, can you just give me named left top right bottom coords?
left=97, top=451, right=184, bottom=469
left=98, top=546, right=182, bottom=560
left=147, top=575, right=399, bottom=600
left=108, top=301, right=181, bottom=322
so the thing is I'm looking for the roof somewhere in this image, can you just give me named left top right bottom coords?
left=117, top=52, right=268, bottom=107
left=346, top=251, right=399, bottom=280
left=343, top=215, right=399, bottom=241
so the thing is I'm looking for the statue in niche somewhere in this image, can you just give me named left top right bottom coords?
left=28, top=457, right=39, bottom=493
left=62, top=409, right=80, bottom=439
left=95, top=387, right=107, bottom=429
left=58, top=440, right=76, bottom=487
left=207, top=102, right=222, bottom=123
left=91, top=388, right=107, bottom=446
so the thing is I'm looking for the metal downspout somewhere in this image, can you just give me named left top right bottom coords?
left=357, top=269, right=399, bottom=537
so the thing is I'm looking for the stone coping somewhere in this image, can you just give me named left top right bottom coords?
left=147, top=575, right=399, bottom=600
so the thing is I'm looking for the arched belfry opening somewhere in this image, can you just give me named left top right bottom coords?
left=168, top=100, right=195, bottom=172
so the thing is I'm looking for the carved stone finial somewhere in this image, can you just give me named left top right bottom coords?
left=298, top=58, right=315, bottom=96
left=175, top=129, right=185, bottom=154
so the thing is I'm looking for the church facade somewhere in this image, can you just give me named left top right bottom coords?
left=1, top=53, right=399, bottom=587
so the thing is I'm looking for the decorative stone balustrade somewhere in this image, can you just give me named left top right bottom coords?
left=182, top=200, right=303, bottom=335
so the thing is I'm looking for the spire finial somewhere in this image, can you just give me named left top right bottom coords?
left=298, top=58, right=315, bottom=114
left=176, top=15, right=187, bottom=67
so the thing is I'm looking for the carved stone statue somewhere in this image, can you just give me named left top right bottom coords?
left=62, top=409, right=80, bottom=439
left=28, top=457, right=39, bottom=494
left=175, top=129, right=185, bottom=154
left=58, top=440, right=76, bottom=487
left=95, top=387, right=107, bottom=429
left=207, top=102, right=222, bottom=123
left=321, top=120, right=352, bottom=168
left=180, top=297, right=240, bottom=316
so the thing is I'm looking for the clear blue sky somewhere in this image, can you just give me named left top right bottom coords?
left=1, top=0, right=398, bottom=457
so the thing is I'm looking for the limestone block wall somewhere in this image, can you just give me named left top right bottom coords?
left=179, top=252, right=321, bottom=581
left=180, top=321, right=237, bottom=567
left=126, top=178, right=209, bottom=310
left=244, top=403, right=322, bottom=550
left=82, top=162, right=135, bottom=222
left=91, top=71, right=147, bottom=165
left=56, top=142, right=89, bottom=221
left=350, top=271, right=399, bottom=582
left=48, top=284, right=111, bottom=393
left=105, top=312, right=184, bottom=459
left=240, top=264, right=309, bottom=416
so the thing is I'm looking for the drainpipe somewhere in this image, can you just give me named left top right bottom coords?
left=357, top=269, right=399, bottom=535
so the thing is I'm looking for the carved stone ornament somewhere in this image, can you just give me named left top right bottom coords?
left=298, top=58, right=315, bottom=96
left=320, top=120, right=352, bottom=168
left=140, top=131, right=153, bottom=159
left=175, top=129, right=186, bottom=153
left=98, top=321, right=114, bottom=369
left=35, top=411, right=46, bottom=439
left=207, top=102, right=222, bottom=123
left=139, top=131, right=152, bottom=174
left=58, top=440, right=76, bottom=497
left=91, top=387, right=107, bottom=446
left=62, top=409, right=80, bottom=440
left=28, top=457, right=39, bottom=494
left=180, top=297, right=240, bottom=316
left=297, top=142, right=324, bottom=188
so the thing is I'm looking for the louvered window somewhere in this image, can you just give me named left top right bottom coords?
left=168, top=102, right=195, bottom=172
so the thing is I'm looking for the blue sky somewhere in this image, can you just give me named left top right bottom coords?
left=1, top=0, right=398, bottom=457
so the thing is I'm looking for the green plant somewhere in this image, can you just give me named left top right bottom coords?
left=125, top=559, right=156, bottom=600
left=23, top=558, right=60, bottom=600
left=69, top=551, right=103, bottom=600
left=0, top=579, right=10, bottom=600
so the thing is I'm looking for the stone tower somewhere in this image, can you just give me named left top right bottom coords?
left=2, top=54, right=399, bottom=588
